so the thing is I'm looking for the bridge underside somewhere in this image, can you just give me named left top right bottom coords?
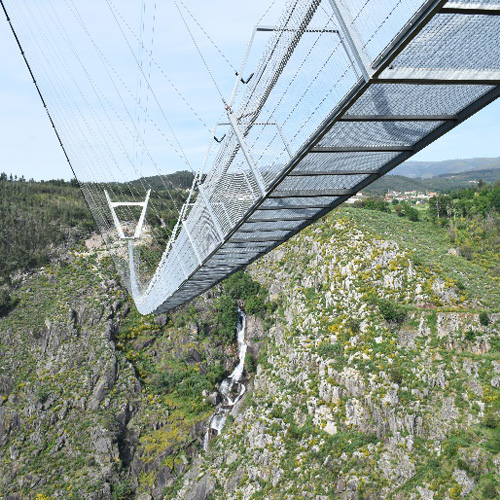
left=133, top=0, right=500, bottom=313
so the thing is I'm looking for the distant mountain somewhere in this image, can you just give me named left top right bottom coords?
left=366, top=167, right=500, bottom=195
left=436, top=168, right=500, bottom=183
left=391, top=157, right=500, bottom=178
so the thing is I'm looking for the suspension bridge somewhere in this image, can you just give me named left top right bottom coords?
left=2, top=0, right=500, bottom=314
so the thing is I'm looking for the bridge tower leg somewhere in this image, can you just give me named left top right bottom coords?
left=104, top=189, right=151, bottom=239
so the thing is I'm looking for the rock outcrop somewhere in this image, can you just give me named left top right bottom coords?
left=2, top=208, right=500, bottom=499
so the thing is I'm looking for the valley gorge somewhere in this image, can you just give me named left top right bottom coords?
left=1, top=206, right=500, bottom=499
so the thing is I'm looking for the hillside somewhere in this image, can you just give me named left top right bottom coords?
left=1, top=192, right=500, bottom=498
left=171, top=207, right=500, bottom=499
left=392, top=157, right=500, bottom=178
left=129, top=171, right=194, bottom=193
left=0, top=178, right=94, bottom=277
left=365, top=169, right=500, bottom=195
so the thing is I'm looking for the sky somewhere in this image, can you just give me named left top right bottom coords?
left=1, top=1, right=500, bottom=182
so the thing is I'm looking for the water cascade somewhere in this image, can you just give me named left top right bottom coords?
left=204, top=309, right=247, bottom=450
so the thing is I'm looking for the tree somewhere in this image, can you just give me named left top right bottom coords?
left=396, top=202, right=419, bottom=221
left=378, top=299, right=407, bottom=325
left=215, top=295, right=239, bottom=344
left=479, top=311, right=490, bottom=326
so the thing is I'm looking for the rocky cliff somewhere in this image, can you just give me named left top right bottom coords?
left=174, top=208, right=500, bottom=499
left=1, top=207, right=500, bottom=499
left=0, top=249, right=240, bottom=499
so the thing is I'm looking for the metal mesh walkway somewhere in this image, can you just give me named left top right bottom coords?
left=130, top=0, right=500, bottom=314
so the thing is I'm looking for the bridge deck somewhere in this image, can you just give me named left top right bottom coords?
left=130, top=0, right=500, bottom=314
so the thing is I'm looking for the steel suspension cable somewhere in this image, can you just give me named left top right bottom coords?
left=175, top=0, right=238, bottom=74
left=63, top=0, right=191, bottom=206
left=0, top=0, right=111, bottom=243
left=16, top=0, right=184, bottom=274
left=103, top=0, right=195, bottom=174
left=106, top=0, right=213, bottom=137
left=172, top=0, right=228, bottom=106
left=136, top=0, right=158, bottom=178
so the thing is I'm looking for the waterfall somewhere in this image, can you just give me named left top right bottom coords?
left=203, top=308, right=247, bottom=450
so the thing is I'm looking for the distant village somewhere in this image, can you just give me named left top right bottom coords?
left=383, top=190, right=438, bottom=204
left=346, top=190, right=438, bottom=205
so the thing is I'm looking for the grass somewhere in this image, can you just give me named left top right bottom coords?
left=342, top=207, right=500, bottom=308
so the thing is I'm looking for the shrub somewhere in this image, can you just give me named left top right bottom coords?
left=465, top=330, right=477, bottom=341
left=245, top=353, right=257, bottom=374
left=357, top=198, right=391, bottom=213
left=459, top=245, right=473, bottom=261
left=224, top=271, right=261, bottom=301
left=222, top=271, right=269, bottom=318
left=153, top=369, right=211, bottom=398
left=485, top=432, right=500, bottom=454
left=37, top=387, right=51, bottom=404
left=483, top=481, right=498, bottom=499
left=173, top=304, right=198, bottom=328
left=215, top=295, right=239, bottom=344
left=389, top=368, right=403, bottom=385
left=0, top=285, right=17, bottom=318
left=444, top=435, right=471, bottom=458
left=207, top=363, right=225, bottom=386
left=245, top=295, right=266, bottom=317
left=483, top=412, right=499, bottom=429
left=111, top=480, right=133, bottom=500
left=395, top=202, right=419, bottom=221
left=346, top=318, right=361, bottom=334
left=317, top=342, right=341, bottom=359
left=378, top=299, right=407, bottom=325
left=479, top=311, right=490, bottom=326
left=427, top=458, right=440, bottom=470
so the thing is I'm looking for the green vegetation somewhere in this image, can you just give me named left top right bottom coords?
left=394, top=201, right=419, bottom=221
left=224, top=270, right=270, bottom=317
left=245, top=353, right=257, bottom=374
left=214, top=294, right=239, bottom=344
left=0, top=284, right=18, bottom=317
left=343, top=200, right=500, bottom=307
left=480, top=311, right=491, bottom=326
left=2, top=170, right=500, bottom=499
left=465, top=329, right=478, bottom=341
left=429, top=183, right=500, bottom=219
left=482, top=478, right=499, bottom=498
left=131, top=170, right=193, bottom=192
left=376, top=298, right=407, bottom=325
left=483, top=412, right=499, bottom=429
left=353, top=197, right=391, bottom=213
left=0, top=176, right=94, bottom=277
left=212, top=270, right=272, bottom=343
left=317, top=342, right=341, bottom=359
left=0, top=173, right=191, bottom=284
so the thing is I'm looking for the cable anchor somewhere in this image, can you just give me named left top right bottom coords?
left=241, top=72, right=254, bottom=84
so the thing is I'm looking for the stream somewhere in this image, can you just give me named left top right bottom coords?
left=203, top=308, right=247, bottom=450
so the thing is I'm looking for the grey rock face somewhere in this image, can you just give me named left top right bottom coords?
left=88, top=354, right=117, bottom=411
